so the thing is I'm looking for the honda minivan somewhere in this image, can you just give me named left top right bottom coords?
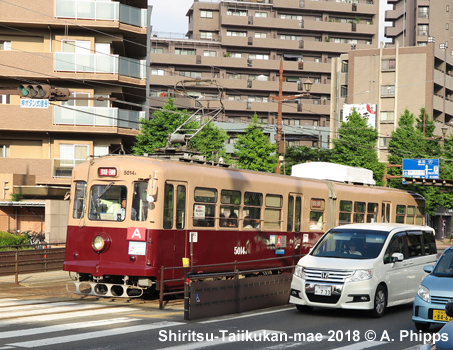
left=289, top=223, right=437, bottom=317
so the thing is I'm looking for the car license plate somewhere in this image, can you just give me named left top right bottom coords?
left=432, top=309, right=453, bottom=322
left=314, top=285, right=331, bottom=296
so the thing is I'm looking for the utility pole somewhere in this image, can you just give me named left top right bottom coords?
left=270, top=58, right=312, bottom=174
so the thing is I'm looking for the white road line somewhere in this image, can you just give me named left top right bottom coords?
left=199, top=307, right=292, bottom=324
left=0, top=317, right=139, bottom=339
left=0, top=302, right=75, bottom=316
left=333, top=341, right=385, bottom=349
left=0, top=299, right=53, bottom=307
left=0, top=302, right=105, bottom=319
left=0, top=306, right=138, bottom=325
left=5, top=321, right=185, bottom=348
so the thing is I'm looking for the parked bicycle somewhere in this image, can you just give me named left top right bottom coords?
left=25, top=231, right=47, bottom=249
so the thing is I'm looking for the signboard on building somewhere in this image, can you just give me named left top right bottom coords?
left=342, top=104, right=377, bottom=128
left=402, top=159, right=439, bottom=180
left=20, top=99, right=49, bottom=108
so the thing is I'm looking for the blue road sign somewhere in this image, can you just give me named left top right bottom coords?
left=402, top=159, right=439, bottom=179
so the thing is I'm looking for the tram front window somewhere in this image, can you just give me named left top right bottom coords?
left=89, top=184, right=127, bottom=221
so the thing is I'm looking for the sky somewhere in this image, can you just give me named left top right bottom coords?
left=149, top=0, right=390, bottom=42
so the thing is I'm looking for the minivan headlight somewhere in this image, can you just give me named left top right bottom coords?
left=294, top=265, right=304, bottom=278
left=345, top=269, right=373, bottom=283
left=417, top=285, right=430, bottom=302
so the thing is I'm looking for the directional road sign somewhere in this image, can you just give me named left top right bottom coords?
left=402, top=159, right=439, bottom=179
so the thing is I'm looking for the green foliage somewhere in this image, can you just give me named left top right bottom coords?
left=10, top=193, right=23, bottom=202
left=330, top=108, right=385, bottom=185
left=233, top=114, right=277, bottom=172
left=132, top=98, right=227, bottom=159
left=0, top=231, right=29, bottom=249
left=387, top=108, right=448, bottom=215
left=283, top=146, right=331, bottom=175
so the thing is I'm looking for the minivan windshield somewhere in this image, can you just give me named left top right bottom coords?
left=311, top=228, right=389, bottom=259
left=432, top=250, right=453, bottom=277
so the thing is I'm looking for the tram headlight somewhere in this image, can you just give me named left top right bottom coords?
left=92, top=233, right=111, bottom=253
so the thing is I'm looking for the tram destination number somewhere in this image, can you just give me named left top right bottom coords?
left=124, top=170, right=136, bottom=175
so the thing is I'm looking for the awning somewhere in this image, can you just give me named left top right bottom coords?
left=283, top=53, right=303, bottom=60
left=0, top=201, right=45, bottom=207
left=13, top=185, right=69, bottom=197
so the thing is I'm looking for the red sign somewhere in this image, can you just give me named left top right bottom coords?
left=127, top=227, right=146, bottom=241
left=98, top=167, right=117, bottom=177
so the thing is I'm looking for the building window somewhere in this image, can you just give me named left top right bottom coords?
left=447, top=5, right=450, bottom=12
left=151, top=48, right=163, bottom=54
left=340, top=86, right=348, bottom=98
left=382, top=58, right=396, bottom=71
left=255, top=32, right=267, bottom=38
left=249, top=53, right=269, bottom=60
left=203, top=50, right=217, bottom=57
left=0, top=95, right=10, bottom=104
left=151, top=69, right=164, bottom=76
left=62, top=92, right=89, bottom=107
left=418, top=7, right=429, bottom=18
left=178, top=71, right=202, bottom=79
left=175, top=48, right=196, bottom=55
left=249, top=74, right=269, bottom=81
left=0, top=145, right=10, bottom=157
left=341, top=61, right=348, bottom=73
left=280, top=14, right=302, bottom=20
left=200, top=10, right=213, bottom=18
left=0, top=41, right=11, bottom=50
left=447, top=23, right=450, bottom=30
left=255, top=12, right=268, bottom=18
left=418, top=24, right=428, bottom=36
left=379, top=137, right=391, bottom=148
left=381, top=85, right=395, bottom=97
left=227, top=9, right=247, bottom=16
left=200, top=31, right=215, bottom=39
left=280, top=34, right=302, bottom=41
left=227, top=73, right=242, bottom=79
left=380, top=111, right=395, bottom=122
left=226, top=31, right=247, bottom=37
left=418, top=42, right=427, bottom=47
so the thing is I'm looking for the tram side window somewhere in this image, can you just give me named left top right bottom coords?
left=406, top=205, right=415, bottom=224
left=176, top=186, right=186, bottom=229
left=163, top=184, right=174, bottom=229
left=309, top=198, right=324, bottom=230
left=353, top=201, right=366, bottom=223
left=72, top=181, right=86, bottom=219
left=416, top=206, right=425, bottom=225
left=288, top=195, right=302, bottom=232
left=264, top=194, right=282, bottom=229
left=287, top=196, right=294, bottom=231
left=295, top=197, right=301, bottom=232
left=396, top=205, right=406, bottom=224
left=367, top=203, right=378, bottom=223
left=243, top=191, right=262, bottom=229
left=220, top=190, right=241, bottom=227
left=89, top=184, right=127, bottom=221
left=339, top=200, right=352, bottom=225
left=193, top=187, right=217, bottom=227
left=132, top=182, right=148, bottom=221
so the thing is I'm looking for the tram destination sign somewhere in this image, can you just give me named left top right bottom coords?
left=402, top=159, right=439, bottom=180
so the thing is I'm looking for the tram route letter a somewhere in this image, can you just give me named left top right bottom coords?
left=127, top=227, right=146, bottom=241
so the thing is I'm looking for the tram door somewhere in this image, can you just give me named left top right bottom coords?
left=382, top=201, right=391, bottom=223
left=163, top=181, right=187, bottom=273
left=288, top=193, right=303, bottom=253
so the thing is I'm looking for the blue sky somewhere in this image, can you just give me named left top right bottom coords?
left=149, top=0, right=390, bottom=42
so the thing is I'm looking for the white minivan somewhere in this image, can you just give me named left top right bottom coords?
left=289, top=223, right=437, bottom=317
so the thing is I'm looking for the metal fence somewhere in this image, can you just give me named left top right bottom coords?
left=0, top=243, right=66, bottom=284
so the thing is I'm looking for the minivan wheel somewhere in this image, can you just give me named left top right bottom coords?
left=296, top=305, right=313, bottom=313
left=370, top=285, right=386, bottom=318
left=414, top=322, right=430, bottom=332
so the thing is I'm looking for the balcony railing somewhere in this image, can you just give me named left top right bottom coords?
left=54, top=53, right=146, bottom=79
left=53, top=158, right=85, bottom=178
left=53, top=106, right=144, bottom=130
left=55, top=0, right=147, bottom=28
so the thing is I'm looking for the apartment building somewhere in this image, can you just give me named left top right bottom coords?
left=331, top=42, right=453, bottom=162
left=0, top=0, right=148, bottom=241
left=385, top=0, right=453, bottom=48
left=149, top=0, right=379, bottom=150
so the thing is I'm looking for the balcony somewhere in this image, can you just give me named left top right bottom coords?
left=54, top=53, right=146, bottom=79
left=53, top=158, right=85, bottom=178
left=55, top=0, right=147, bottom=28
left=53, top=106, right=144, bottom=130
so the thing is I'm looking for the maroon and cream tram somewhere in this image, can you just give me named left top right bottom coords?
left=63, top=155, right=425, bottom=297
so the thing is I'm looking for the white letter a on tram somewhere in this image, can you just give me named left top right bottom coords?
left=131, top=228, right=142, bottom=239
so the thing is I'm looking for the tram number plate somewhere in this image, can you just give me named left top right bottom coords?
left=314, top=285, right=331, bottom=296
left=432, top=309, right=453, bottom=322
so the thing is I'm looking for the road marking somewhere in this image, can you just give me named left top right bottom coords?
left=0, top=299, right=54, bottom=307
left=5, top=321, right=184, bottom=348
left=0, top=302, right=75, bottom=317
left=0, top=302, right=105, bottom=319
left=128, top=311, right=183, bottom=318
left=199, top=307, right=292, bottom=324
left=333, top=341, right=385, bottom=349
left=0, top=306, right=138, bottom=325
left=0, top=317, right=139, bottom=339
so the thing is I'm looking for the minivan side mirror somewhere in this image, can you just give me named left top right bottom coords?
left=423, top=265, right=434, bottom=273
left=391, top=253, right=404, bottom=262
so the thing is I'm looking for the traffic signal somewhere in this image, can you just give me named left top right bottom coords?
left=18, top=84, right=51, bottom=99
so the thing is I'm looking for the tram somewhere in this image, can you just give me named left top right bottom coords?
left=63, top=155, right=425, bottom=297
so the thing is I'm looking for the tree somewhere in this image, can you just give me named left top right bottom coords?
left=233, top=114, right=277, bottom=172
left=330, top=108, right=385, bottom=185
left=283, top=146, right=331, bottom=175
left=132, top=98, right=227, bottom=159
